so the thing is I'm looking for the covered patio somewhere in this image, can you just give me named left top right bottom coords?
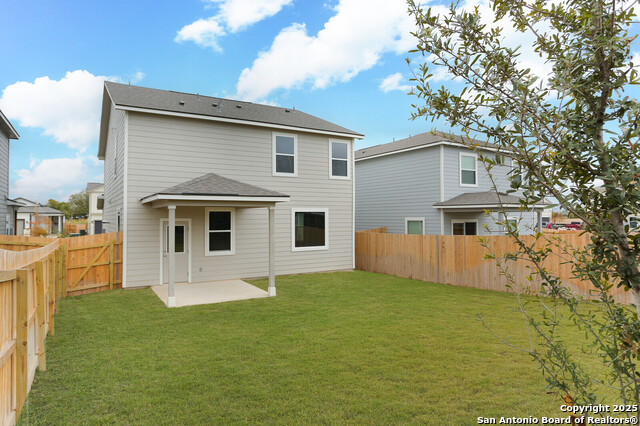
left=140, top=173, right=290, bottom=307
left=434, top=191, right=551, bottom=235
left=151, top=279, right=269, bottom=307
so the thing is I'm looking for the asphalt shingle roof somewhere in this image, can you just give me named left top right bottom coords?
left=86, top=182, right=103, bottom=192
left=434, top=191, right=550, bottom=207
left=148, top=173, right=288, bottom=199
left=16, top=204, right=64, bottom=215
left=355, top=132, right=502, bottom=160
left=105, top=82, right=363, bottom=138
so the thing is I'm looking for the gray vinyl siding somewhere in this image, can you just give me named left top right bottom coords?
left=355, top=145, right=539, bottom=235
left=124, top=112, right=354, bottom=287
left=0, top=129, right=9, bottom=234
left=441, top=145, right=512, bottom=198
left=355, top=148, right=440, bottom=234
left=103, top=106, right=125, bottom=234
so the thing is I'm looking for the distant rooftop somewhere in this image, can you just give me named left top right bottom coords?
left=355, top=131, right=504, bottom=161
left=86, top=182, right=104, bottom=192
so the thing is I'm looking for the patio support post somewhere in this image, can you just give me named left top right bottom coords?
left=168, top=204, right=177, bottom=307
left=537, top=210, right=542, bottom=233
left=268, top=206, right=276, bottom=296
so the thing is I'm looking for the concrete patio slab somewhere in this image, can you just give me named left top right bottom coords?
left=151, top=279, right=270, bottom=307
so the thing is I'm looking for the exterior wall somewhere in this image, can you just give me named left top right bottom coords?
left=441, top=145, right=512, bottom=199
left=102, top=106, right=126, bottom=234
left=355, top=148, right=440, bottom=234
left=87, top=186, right=104, bottom=234
left=0, top=129, right=9, bottom=234
left=355, top=144, right=539, bottom=235
left=442, top=210, right=538, bottom=235
left=124, top=112, right=354, bottom=287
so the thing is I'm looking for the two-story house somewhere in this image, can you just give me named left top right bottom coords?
left=86, top=182, right=104, bottom=234
left=355, top=132, right=548, bottom=235
left=0, top=109, right=20, bottom=235
left=98, top=82, right=362, bottom=305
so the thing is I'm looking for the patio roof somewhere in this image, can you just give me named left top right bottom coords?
left=434, top=191, right=550, bottom=210
left=140, top=173, right=290, bottom=205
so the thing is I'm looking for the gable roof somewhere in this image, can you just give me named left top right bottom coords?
left=98, top=82, right=363, bottom=158
left=355, top=132, right=504, bottom=161
left=86, top=182, right=104, bottom=192
left=16, top=203, right=64, bottom=215
left=0, top=109, right=19, bottom=140
left=140, top=173, right=289, bottom=204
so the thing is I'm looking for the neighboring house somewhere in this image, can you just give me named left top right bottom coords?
left=86, top=182, right=104, bottom=234
left=13, top=197, right=65, bottom=236
left=0, top=109, right=20, bottom=235
left=98, top=81, right=363, bottom=301
left=355, top=132, right=549, bottom=235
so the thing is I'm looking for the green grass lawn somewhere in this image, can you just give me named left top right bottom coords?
left=18, top=271, right=604, bottom=424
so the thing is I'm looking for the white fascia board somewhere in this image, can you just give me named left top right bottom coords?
left=114, top=105, right=364, bottom=140
left=140, top=194, right=291, bottom=204
left=355, top=140, right=511, bottom=162
left=434, top=204, right=545, bottom=210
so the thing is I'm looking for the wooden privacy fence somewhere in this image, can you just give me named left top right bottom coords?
left=0, top=240, right=66, bottom=425
left=64, top=222, right=86, bottom=235
left=355, top=230, right=633, bottom=305
left=0, top=232, right=123, bottom=297
left=64, top=232, right=122, bottom=296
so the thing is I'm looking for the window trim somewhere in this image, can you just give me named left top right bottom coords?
left=329, top=139, right=351, bottom=180
left=405, top=217, right=425, bottom=235
left=451, top=219, right=479, bottom=235
left=272, top=132, right=298, bottom=177
left=291, top=208, right=329, bottom=252
left=459, top=152, right=478, bottom=187
left=205, top=207, right=235, bottom=256
left=504, top=215, right=519, bottom=234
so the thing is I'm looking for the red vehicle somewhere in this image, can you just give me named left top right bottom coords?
left=565, top=222, right=583, bottom=230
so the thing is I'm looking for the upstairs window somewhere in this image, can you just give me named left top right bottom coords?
left=460, top=153, right=477, bottom=186
left=273, top=133, right=297, bottom=176
left=330, top=141, right=350, bottom=179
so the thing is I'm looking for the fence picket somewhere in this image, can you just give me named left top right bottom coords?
left=355, top=230, right=633, bottom=305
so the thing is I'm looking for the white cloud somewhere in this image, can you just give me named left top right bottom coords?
left=236, top=0, right=415, bottom=101
left=176, top=0, right=293, bottom=50
left=12, top=157, right=89, bottom=202
left=0, top=70, right=115, bottom=151
left=380, top=73, right=411, bottom=93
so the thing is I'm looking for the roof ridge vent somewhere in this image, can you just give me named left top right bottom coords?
left=196, top=93, right=200, bottom=101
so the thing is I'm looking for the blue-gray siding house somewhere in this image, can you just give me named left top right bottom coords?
left=0, top=110, right=20, bottom=235
left=355, top=132, right=547, bottom=235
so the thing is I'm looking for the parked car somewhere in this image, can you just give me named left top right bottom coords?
left=565, top=221, right=583, bottom=230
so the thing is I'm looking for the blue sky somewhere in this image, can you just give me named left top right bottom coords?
left=0, top=0, right=638, bottom=202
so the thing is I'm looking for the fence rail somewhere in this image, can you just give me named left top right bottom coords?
left=0, top=233, right=123, bottom=297
left=355, top=230, right=633, bottom=305
left=0, top=243, right=65, bottom=425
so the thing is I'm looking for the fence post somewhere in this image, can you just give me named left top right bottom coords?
left=35, top=260, right=47, bottom=371
left=15, top=268, right=29, bottom=418
left=109, top=240, right=115, bottom=290
left=62, top=244, right=68, bottom=297
left=55, top=248, right=62, bottom=312
left=48, top=252, right=55, bottom=336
